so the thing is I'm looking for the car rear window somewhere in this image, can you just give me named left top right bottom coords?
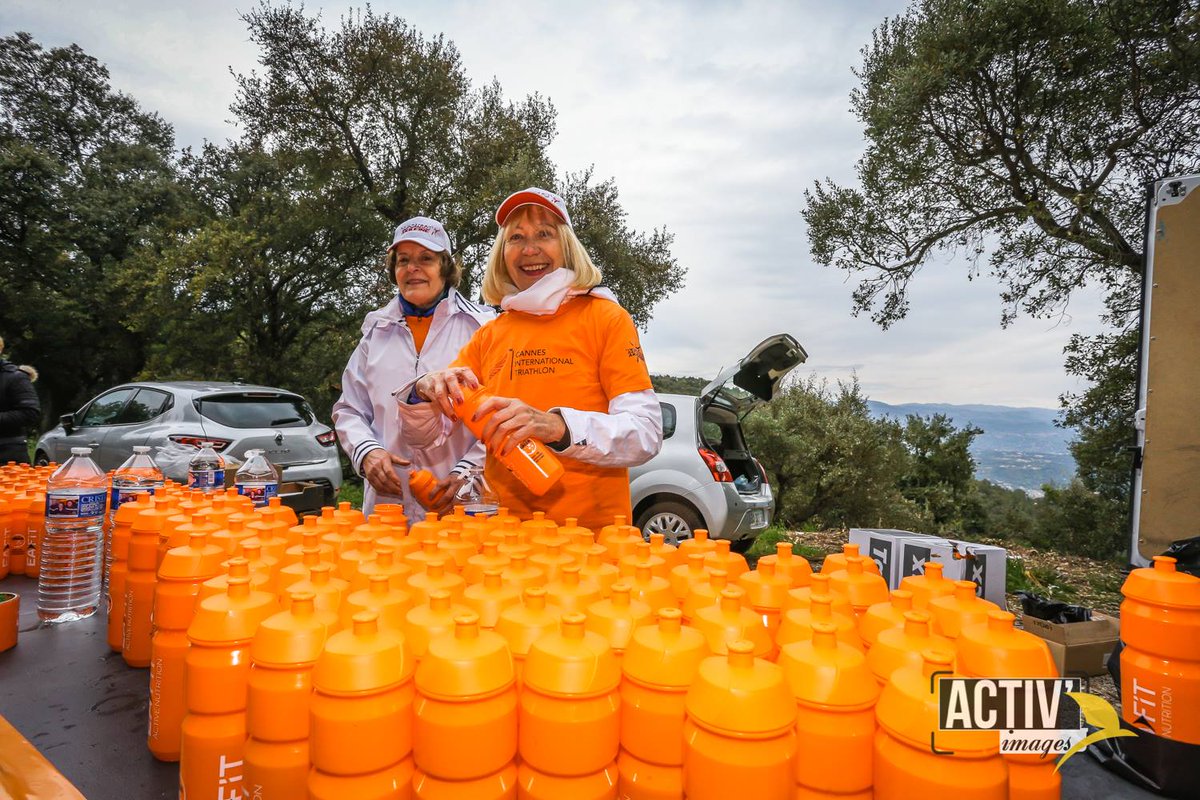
left=196, top=394, right=314, bottom=429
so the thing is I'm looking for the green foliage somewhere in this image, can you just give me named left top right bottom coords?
left=0, top=32, right=181, bottom=422
left=962, top=479, right=1036, bottom=539
left=233, top=4, right=682, bottom=323
left=803, top=0, right=1199, bottom=558
left=650, top=374, right=708, bottom=396
left=1030, top=479, right=1127, bottom=560
left=742, top=376, right=923, bottom=530
left=897, top=413, right=982, bottom=529
left=337, top=477, right=365, bottom=510
left=1, top=18, right=680, bottom=435
left=804, top=0, right=1197, bottom=328
left=1006, top=553, right=1079, bottom=601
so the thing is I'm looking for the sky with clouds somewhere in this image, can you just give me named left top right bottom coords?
left=3, top=0, right=1112, bottom=409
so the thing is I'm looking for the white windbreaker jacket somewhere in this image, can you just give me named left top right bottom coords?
left=332, top=289, right=495, bottom=522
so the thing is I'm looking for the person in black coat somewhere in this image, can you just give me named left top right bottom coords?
left=0, top=336, right=40, bottom=465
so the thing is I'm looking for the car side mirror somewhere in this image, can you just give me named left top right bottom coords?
left=60, top=413, right=75, bottom=433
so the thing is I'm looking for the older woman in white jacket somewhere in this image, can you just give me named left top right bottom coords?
left=333, top=217, right=494, bottom=523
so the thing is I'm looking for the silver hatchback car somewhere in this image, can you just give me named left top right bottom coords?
left=630, top=334, right=806, bottom=547
left=34, top=381, right=343, bottom=509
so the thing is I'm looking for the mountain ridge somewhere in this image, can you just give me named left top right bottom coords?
left=866, top=400, right=1076, bottom=493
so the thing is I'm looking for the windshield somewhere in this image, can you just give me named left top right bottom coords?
left=195, top=394, right=314, bottom=429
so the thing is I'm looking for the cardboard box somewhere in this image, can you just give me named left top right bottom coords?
left=847, top=528, right=928, bottom=589
left=897, top=537, right=1008, bottom=606
left=1021, top=612, right=1120, bottom=678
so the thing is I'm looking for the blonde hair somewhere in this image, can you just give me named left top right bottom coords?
left=481, top=205, right=602, bottom=305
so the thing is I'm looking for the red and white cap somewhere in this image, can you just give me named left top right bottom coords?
left=495, top=187, right=572, bottom=228
left=389, top=216, right=451, bottom=253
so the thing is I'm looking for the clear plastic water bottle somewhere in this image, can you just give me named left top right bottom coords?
left=235, top=449, right=281, bottom=507
left=453, top=466, right=500, bottom=517
left=39, top=446, right=108, bottom=623
left=187, top=442, right=226, bottom=493
left=106, top=446, right=165, bottom=591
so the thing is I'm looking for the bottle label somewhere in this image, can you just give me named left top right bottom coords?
left=237, top=482, right=279, bottom=506
left=111, top=486, right=157, bottom=508
left=46, top=490, right=107, bottom=519
left=189, top=468, right=225, bottom=490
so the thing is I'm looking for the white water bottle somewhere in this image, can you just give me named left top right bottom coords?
left=106, top=446, right=165, bottom=592
left=39, top=447, right=108, bottom=623
left=187, top=442, right=226, bottom=492
left=235, top=449, right=280, bottom=507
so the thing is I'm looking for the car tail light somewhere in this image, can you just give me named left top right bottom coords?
left=316, top=430, right=338, bottom=447
left=753, top=457, right=770, bottom=485
left=698, top=447, right=733, bottom=483
left=168, top=434, right=232, bottom=452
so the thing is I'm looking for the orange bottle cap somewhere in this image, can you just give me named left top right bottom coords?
left=416, top=612, right=514, bottom=699
left=313, top=611, right=413, bottom=694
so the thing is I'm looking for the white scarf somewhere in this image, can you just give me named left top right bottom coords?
left=500, top=268, right=618, bottom=315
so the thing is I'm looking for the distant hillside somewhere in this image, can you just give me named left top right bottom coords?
left=651, top=374, right=707, bottom=395
left=867, top=401, right=1076, bottom=493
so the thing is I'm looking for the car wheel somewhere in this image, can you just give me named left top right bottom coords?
left=636, top=501, right=703, bottom=546
left=34, top=450, right=50, bottom=467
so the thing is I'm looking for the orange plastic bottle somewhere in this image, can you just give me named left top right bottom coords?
left=694, top=586, right=775, bottom=659
left=409, top=469, right=440, bottom=511
left=898, top=559, right=956, bottom=609
left=24, top=487, right=45, bottom=577
left=500, top=552, right=545, bottom=592
left=784, top=573, right=855, bottom=618
left=602, top=517, right=645, bottom=566
left=462, top=540, right=511, bottom=584
left=495, top=586, right=562, bottom=685
left=352, top=546, right=414, bottom=593
left=201, top=556, right=270, bottom=603
left=529, top=540, right=573, bottom=582
left=777, top=593, right=865, bottom=653
left=404, top=589, right=474, bottom=662
left=463, top=568, right=520, bottom=629
left=123, top=496, right=177, bottom=667
left=829, top=556, right=890, bottom=618
left=280, top=561, right=347, bottom=620
left=821, top=542, right=880, bottom=576
left=437, top=526, right=478, bottom=571
left=867, top=610, right=954, bottom=686
left=409, top=511, right=442, bottom=544
left=677, top=528, right=718, bottom=562
left=928, top=580, right=999, bottom=639
left=619, top=607, right=706, bottom=800
left=627, top=561, right=675, bottom=614
left=957, top=610, right=1059, bottom=800
left=1119, top=555, right=1200, bottom=744
left=148, top=532, right=225, bottom=761
left=670, top=552, right=711, bottom=605
left=542, top=564, right=602, bottom=615
left=341, top=573, right=413, bottom=632
left=874, top=650, right=1006, bottom=800
left=757, top=541, right=813, bottom=588
left=408, top=558, right=466, bottom=605
left=106, top=492, right=153, bottom=652
left=354, top=512, right=393, bottom=543
left=681, top=569, right=731, bottom=622
left=738, top=557, right=792, bottom=643
left=414, top=613, right=517, bottom=783
left=683, top=640, right=796, bottom=800
left=778, top=621, right=879, bottom=799
left=646, top=532, right=680, bottom=571
left=5, top=485, right=30, bottom=576
left=586, top=581, right=653, bottom=661
left=858, top=589, right=915, bottom=650
left=179, top=576, right=279, bottom=800
left=620, top=542, right=667, bottom=579
left=0, top=492, right=9, bottom=580
left=337, top=534, right=377, bottom=581
left=579, top=545, right=620, bottom=597
left=308, top=612, right=417, bottom=800
left=455, top=384, right=565, bottom=496
left=244, top=591, right=329, bottom=800
left=520, top=613, right=620, bottom=788
left=703, top=539, right=748, bottom=579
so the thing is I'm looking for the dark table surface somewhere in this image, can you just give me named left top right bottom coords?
left=0, top=575, right=1164, bottom=800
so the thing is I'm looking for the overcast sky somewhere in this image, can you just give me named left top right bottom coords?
left=3, top=0, right=1111, bottom=409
